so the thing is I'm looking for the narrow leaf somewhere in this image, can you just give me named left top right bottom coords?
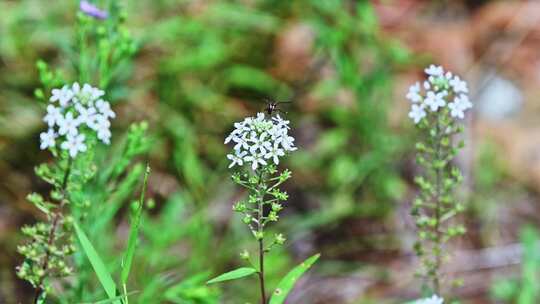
left=73, top=221, right=119, bottom=302
left=206, top=267, right=257, bottom=284
left=121, top=164, right=151, bottom=285
left=269, top=254, right=320, bottom=304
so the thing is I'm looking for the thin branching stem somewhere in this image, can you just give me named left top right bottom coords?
left=34, top=157, right=73, bottom=303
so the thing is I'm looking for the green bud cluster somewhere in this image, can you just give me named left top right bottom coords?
left=76, top=4, right=137, bottom=89
left=17, top=157, right=85, bottom=294
left=412, top=101, right=467, bottom=294
left=231, top=166, right=291, bottom=251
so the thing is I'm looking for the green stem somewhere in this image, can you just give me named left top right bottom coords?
left=123, top=284, right=129, bottom=304
left=258, top=238, right=266, bottom=304
left=433, top=120, right=443, bottom=295
left=255, top=169, right=267, bottom=304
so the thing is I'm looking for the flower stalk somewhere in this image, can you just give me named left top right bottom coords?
left=221, top=113, right=295, bottom=303
left=407, top=65, right=471, bottom=294
left=18, top=82, right=115, bottom=301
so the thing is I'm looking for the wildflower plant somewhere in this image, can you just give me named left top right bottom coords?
left=18, top=82, right=115, bottom=302
left=16, top=1, right=147, bottom=303
left=209, top=113, right=319, bottom=304
left=407, top=65, right=471, bottom=294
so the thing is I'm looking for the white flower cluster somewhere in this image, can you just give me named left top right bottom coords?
left=39, top=83, right=116, bottom=157
left=413, top=295, right=444, bottom=304
left=225, top=113, right=297, bottom=170
left=407, top=65, right=472, bottom=124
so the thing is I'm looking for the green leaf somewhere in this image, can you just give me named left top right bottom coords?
left=73, top=221, right=119, bottom=303
left=206, top=267, right=257, bottom=284
left=121, top=164, right=151, bottom=285
left=269, top=254, right=320, bottom=304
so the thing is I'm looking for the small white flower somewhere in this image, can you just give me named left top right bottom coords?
left=249, top=132, right=269, bottom=154
left=227, top=150, right=247, bottom=168
left=448, top=102, right=465, bottom=119
left=406, top=82, right=422, bottom=103
left=75, top=103, right=97, bottom=126
left=43, top=105, right=63, bottom=127
left=449, top=76, right=468, bottom=93
left=409, top=104, right=426, bottom=124
left=95, top=114, right=111, bottom=129
left=50, top=85, right=74, bottom=108
left=82, top=83, right=93, bottom=93
left=280, top=135, right=297, bottom=151
left=97, top=128, right=112, bottom=144
left=61, top=133, right=87, bottom=157
left=268, top=125, right=284, bottom=142
left=234, top=121, right=250, bottom=133
left=244, top=151, right=267, bottom=170
left=424, top=91, right=446, bottom=112
left=86, top=113, right=99, bottom=131
left=265, top=143, right=285, bottom=165
left=92, top=87, right=105, bottom=100
left=232, top=134, right=250, bottom=151
left=80, top=83, right=104, bottom=101
left=57, top=112, right=80, bottom=136
left=39, top=129, right=56, bottom=150
left=455, top=94, right=472, bottom=110
left=414, top=294, right=444, bottom=304
left=95, top=99, right=116, bottom=118
left=272, top=115, right=290, bottom=129
left=255, top=112, right=265, bottom=122
left=71, top=82, right=81, bottom=95
left=424, top=64, right=444, bottom=77
left=224, top=133, right=236, bottom=144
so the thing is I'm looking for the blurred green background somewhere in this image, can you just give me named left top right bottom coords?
left=3, top=0, right=540, bottom=303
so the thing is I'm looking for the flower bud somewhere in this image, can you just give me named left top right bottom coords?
left=240, top=250, right=250, bottom=260
left=274, top=233, right=286, bottom=245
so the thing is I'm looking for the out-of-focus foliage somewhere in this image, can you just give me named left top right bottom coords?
left=0, top=0, right=411, bottom=303
left=491, top=226, right=540, bottom=303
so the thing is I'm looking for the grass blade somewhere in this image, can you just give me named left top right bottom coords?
left=207, top=267, right=257, bottom=284
left=121, top=164, right=150, bottom=285
left=269, top=254, right=320, bottom=304
left=73, top=220, right=119, bottom=302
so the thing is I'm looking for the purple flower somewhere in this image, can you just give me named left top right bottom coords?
left=80, top=1, right=108, bottom=20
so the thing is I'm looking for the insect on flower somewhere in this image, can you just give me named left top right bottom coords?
left=263, top=98, right=291, bottom=116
